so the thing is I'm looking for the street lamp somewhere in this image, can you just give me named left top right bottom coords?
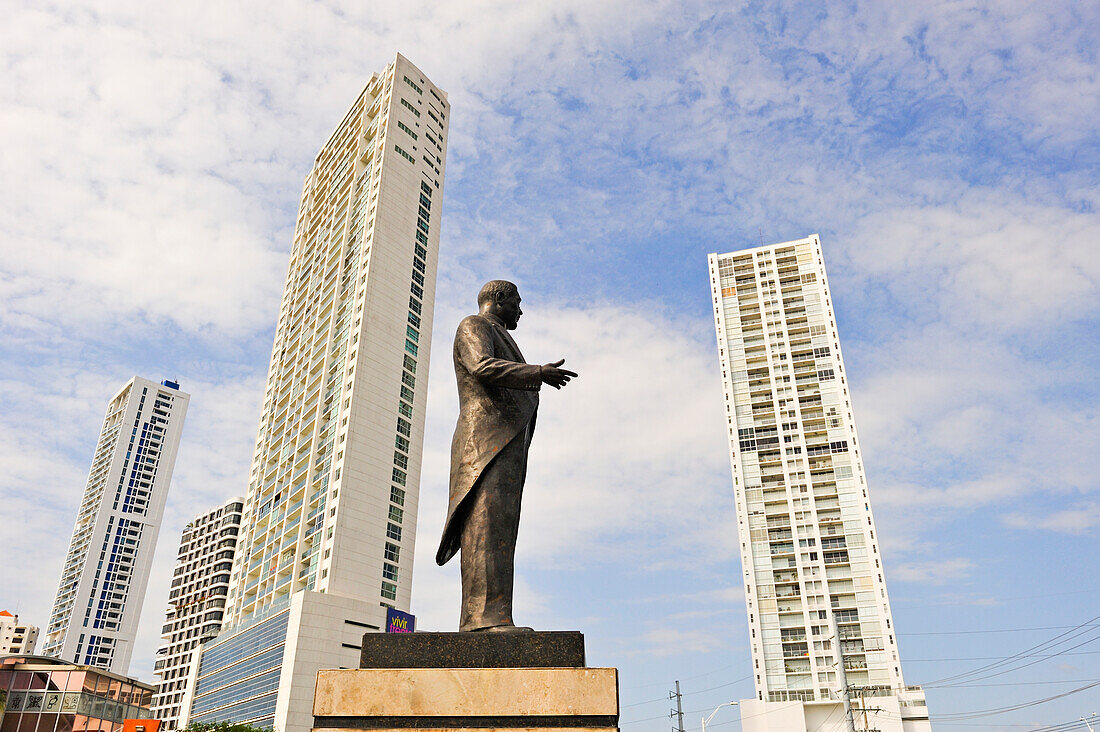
left=702, top=701, right=739, bottom=732
left=1081, top=713, right=1097, bottom=732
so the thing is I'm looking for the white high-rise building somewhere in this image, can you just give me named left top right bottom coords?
left=0, top=611, right=39, bottom=654
left=180, top=53, right=448, bottom=732
left=708, top=236, right=930, bottom=732
left=41, top=377, right=190, bottom=674
left=151, top=497, right=245, bottom=729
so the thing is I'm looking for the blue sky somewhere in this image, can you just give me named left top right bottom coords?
left=1, top=1, right=1098, bottom=729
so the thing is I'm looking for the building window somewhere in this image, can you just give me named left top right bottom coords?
left=394, top=145, right=415, bottom=164
left=381, top=581, right=397, bottom=600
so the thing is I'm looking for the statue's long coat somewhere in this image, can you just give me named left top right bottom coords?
left=435, top=313, right=541, bottom=566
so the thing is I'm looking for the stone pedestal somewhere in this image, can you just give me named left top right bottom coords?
left=312, top=632, right=618, bottom=732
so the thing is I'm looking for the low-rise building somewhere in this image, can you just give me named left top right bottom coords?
left=0, top=613, right=39, bottom=655
left=0, top=654, right=155, bottom=732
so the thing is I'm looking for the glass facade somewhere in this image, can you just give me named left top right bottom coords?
left=0, top=658, right=154, bottom=732
left=187, top=610, right=289, bottom=728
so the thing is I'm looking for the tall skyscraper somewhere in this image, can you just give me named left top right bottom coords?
left=180, top=53, right=448, bottom=732
left=708, top=236, right=930, bottom=732
left=41, top=377, right=190, bottom=674
left=0, top=611, right=39, bottom=654
left=151, top=496, right=245, bottom=730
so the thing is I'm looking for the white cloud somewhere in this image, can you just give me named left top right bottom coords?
left=891, top=558, right=974, bottom=584
left=433, top=301, right=736, bottom=566
left=412, top=300, right=740, bottom=631
left=836, top=191, right=1100, bottom=333
left=1003, top=502, right=1100, bottom=535
left=4, top=0, right=1096, bottom=339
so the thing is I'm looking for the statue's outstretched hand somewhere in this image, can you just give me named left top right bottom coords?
left=540, top=358, right=578, bottom=389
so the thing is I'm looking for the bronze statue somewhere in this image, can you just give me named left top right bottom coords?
left=435, top=280, right=577, bottom=632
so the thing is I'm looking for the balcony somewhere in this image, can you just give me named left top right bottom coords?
left=770, top=542, right=794, bottom=555
left=782, top=644, right=808, bottom=659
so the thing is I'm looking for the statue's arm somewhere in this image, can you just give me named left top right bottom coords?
left=456, top=318, right=542, bottom=391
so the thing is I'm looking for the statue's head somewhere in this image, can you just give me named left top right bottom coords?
left=478, top=280, right=522, bottom=330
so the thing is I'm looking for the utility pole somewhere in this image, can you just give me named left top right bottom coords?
left=829, top=611, right=857, bottom=732
left=669, top=680, right=685, bottom=732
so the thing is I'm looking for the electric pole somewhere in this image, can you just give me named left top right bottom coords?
left=669, top=680, right=685, bottom=732
left=829, top=611, right=857, bottom=732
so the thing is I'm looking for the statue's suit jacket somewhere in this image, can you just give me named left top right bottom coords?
left=435, top=313, right=541, bottom=566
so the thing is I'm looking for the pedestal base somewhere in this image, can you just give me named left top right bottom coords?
left=312, top=667, right=619, bottom=731
left=359, top=631, right=586, bottom=669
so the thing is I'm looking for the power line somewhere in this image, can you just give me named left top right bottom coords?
left=621, top=675, right=753, bottom=709
left=902, top=623, right=1100, bottom=636
left=931, top=680, right=1100, bottom=720
left=938, top=677, right=1100, bottom=688
left=866, top=680, right=1100, bottom=723
left=922, top=612, right=1100, bottom=687
left=909, top=649, right=1100, bottom=663
left=925, top=629, right=1100, bottom=688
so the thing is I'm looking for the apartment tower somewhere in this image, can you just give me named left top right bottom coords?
left=150, top=497, right=245, bottom=729
left=708, top=236, right=929, bottom=732
left=41, top=377, right=190, bottom=674
left=179, top=53, right=448, bottom=732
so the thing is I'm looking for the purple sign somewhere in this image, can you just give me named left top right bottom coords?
left=386, top=607, right=415, bottom=633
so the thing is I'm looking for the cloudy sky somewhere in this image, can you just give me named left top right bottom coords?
left=2, top=0, right=1098, bottom=729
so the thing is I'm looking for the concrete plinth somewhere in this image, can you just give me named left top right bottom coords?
left=312, top=666, right=619, bottom=731
left=359, top=631, right=586, bottom=669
